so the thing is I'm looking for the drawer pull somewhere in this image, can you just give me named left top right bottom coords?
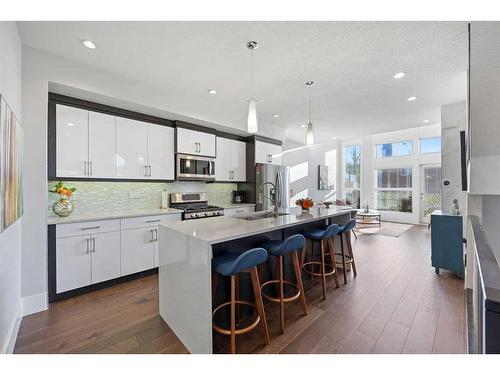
left=81, top=226, right=100, bottom=230
left=146, top=219, right=161, bottom=223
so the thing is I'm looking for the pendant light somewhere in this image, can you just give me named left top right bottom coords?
left=247, top=41, right=259, bottom=134
left=305, top=81, right=315, bottom=145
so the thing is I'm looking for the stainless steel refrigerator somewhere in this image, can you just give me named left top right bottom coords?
left=255, top=163, right=291, bottom=213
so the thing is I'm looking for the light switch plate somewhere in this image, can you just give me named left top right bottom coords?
left=129, top=191, right=142, bottom=199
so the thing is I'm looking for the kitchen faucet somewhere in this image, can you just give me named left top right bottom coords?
left=258, top=182, right=279, bottom=218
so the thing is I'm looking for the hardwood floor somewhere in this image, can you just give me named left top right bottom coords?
left=14, top=225, right=466, bottom=354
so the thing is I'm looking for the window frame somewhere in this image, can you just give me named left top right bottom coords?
left=374, top=166, right=414, bottom=213
left=374, top=140, right=413, bottom=159
left=419, top=136, right=441, bottom=155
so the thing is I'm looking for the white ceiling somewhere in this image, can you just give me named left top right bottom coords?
left=18, top=21, right=468, bottom=143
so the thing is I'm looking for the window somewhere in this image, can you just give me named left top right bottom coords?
left=375, top=141, right=412, bottom=158
left=420, top=137, right=441, bottom=154
left=374, top=168, right=413, bottom=213
left=343, top=144, right=361, bottom=204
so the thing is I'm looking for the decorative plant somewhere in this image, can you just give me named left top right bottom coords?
left=295, top=198, right=314, bottom=210
left=49, top=181, right=76, bottom=198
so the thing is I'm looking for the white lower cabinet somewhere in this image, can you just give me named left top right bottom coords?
left=120, top=227, right=156, bottom=275
left=91, top=231, right=121, bottom=284
left=223, top=206, right=255, bottom=217
left=56, top=230, right=121, bottom=293
left=56, top=235, right=92, bottom=293
left=55, top=213, right=181, bottom=295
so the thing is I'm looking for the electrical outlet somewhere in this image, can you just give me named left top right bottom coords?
left=129, top=191, right=142, bottom=199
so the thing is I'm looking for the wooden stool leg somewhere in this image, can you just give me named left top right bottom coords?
left=309, top=240, right=316, bottom=280
left=258, top=262, right=266, bottom=284
left=300, top=242, right=307, bottom=268
left=230, top=274, right=236, bottom=354
left=340, top=233, right=348, bottom=284
left=320, top=239, right=327, bottom=300
left=250, top=266, right=271, bottom=346
left=235, top=274, right=240, bottom=324
left=275, top=256, right=281, bottom=296
left=278, top=255, right=285, bottom=334
left=211, top=271, right=218, bottom=306
left=352, top=229, right=358, bottom=239
left=347, top=230, right=358, bottom=277
left=328, top=237, right=340, bottom=288
left=292, top=250, right=308, bottom=316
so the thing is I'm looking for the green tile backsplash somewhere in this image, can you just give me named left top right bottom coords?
left=47, top=181, right=238, bottom=216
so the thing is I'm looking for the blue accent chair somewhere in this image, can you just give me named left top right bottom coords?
left=302, top=223, right=342, bottom=299
left=260, top=234, right=308, bottom=334
left=212, top=248, right=270, bottom=354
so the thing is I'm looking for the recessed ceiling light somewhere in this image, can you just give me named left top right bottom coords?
left=208, top=89, right=217, bottom=95
left=300, top=124, right=307, bottom=128
left=67, top=122, right=75, bottom=127
left=331, top=136, right=337, bottom=139
left=422, top=119, right=429, bottom=123
left=407, top=96, right=417, bottom=101
left=82, top=40, right=96, bottom=49
left=393, top=72, right=406, bottom=79
left=272, top=114, right=280, bottom=118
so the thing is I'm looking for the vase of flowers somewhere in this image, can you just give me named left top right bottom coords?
left=295, top=198, right=314, bottom=212
left=49, top=181, right=76, bottom=217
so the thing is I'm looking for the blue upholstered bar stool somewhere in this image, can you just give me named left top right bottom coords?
left=336, top=219, right=358, bottom=284
left=301, top=224, right=341, bottom=300
left=260, top=234, right=308, bottom=334
left=212, top=248, right=270, bottom=354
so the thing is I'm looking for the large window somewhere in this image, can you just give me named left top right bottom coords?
left=374, top=168, right=413, bottom=213
left=343, top=144, right=361, bottom=204
left=375, top=141, right=412, bottom=158
left=420, top=137, right=441, bottom=154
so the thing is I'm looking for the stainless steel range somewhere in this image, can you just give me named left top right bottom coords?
left=170, top=192, right=224, bottom=220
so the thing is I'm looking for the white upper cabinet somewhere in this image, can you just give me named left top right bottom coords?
left=177, top=127, right=216, bottom=157
left=115, top=117, right=149, bottom=179
left=255, top=140, right=283, bottom=165
left=215, top=137, right=246, bottom=181
left=147, top=125, right=174, bottom=180
left=88, top=111, right=116, bottom=178
left=56, top=105, right=89, bottom=177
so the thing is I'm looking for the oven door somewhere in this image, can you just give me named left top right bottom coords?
left=176, top=154, right=215, bottom=181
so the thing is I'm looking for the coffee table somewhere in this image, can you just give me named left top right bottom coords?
left=356, top=210, right=381, bottom=228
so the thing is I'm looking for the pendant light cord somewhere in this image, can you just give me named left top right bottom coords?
left=250, top=48, right=254, bottom=100
left=308, top=84, right=312, bottom=124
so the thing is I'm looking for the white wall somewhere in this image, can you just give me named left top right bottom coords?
left=441, top=102, right=467, bottom=218
left=20, top=46, right=286, bottom=310
left=283, top=139, right=340, bottom=205
left=0, top=21, right=23, bottom=354
left=341, top=124, right=441, bottom=224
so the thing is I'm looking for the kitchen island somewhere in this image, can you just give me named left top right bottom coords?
left=158, top=206, right=354, bottom=353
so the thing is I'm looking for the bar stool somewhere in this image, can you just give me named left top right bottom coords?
left=301, top=224, right=341, bottom=300
left=212, top=248, right=270, bottom=354
left=336, top=219, right=358, bottom=284
left=260, top=234, right=308, bottom=334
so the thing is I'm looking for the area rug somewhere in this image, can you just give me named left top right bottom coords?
left=356, top=221, right=413, bottom=237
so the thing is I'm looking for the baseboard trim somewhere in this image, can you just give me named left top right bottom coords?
left=22, top=292, right=48, bottom=317
left=2, top=303, right=22, bottom=354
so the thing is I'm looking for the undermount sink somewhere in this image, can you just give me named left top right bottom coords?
left=233, top=211, right=291, bottom=221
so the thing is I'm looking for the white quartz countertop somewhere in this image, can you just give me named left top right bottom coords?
left=47, top=207, right=183, bottom=225
left=160, top=207, right=353, bottom=244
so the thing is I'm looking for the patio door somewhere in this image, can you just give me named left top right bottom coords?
left=420, top=164, right=441, bottom=223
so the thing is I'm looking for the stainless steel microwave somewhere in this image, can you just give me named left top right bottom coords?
left=176, top=154, right=215, bottom=181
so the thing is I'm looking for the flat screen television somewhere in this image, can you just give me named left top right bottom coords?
left=460, top=130, right=468, bottom=191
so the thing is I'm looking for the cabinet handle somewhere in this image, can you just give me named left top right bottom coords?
left=81, top=226, right=100, bottom=230
left=150, top=229, right=155, bottom=243
left=148, top=165, right=152, bottom=177
left=146, top=219, right=161, bottom=223
left=154, top=228, right=158, bottom=242
left=198, top=143, right=201, bottom=153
